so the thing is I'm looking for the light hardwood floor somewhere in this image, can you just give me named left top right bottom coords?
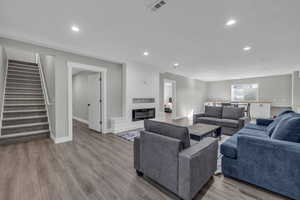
left=0, top=121, right=289, bottom=200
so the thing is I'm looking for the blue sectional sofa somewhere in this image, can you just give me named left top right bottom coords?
left=221, top=110, right=300, bottom=200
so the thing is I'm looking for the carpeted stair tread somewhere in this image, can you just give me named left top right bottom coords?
left=9, top=60, right=38, bottom=66
left=6, top=92, right=43, bottom=95
left=7, top=74, right=41, bottom=80
left=8, top=66, right=39, bottom=72
left=8, top=64, right=39, bottom=70
left=6, top=83, right=42, bottom=87
left=5, top=98, right=44, bottom=100
left=3, top=115, right=48, bottom=120
left=0, top=130, right=50, bottom=144
left=6, top=87, right=42, bottom=90
left=2, top=122, right=49, bottom=129
left=6, top=78, right=41, bottom=84
left=8, top=69, right=39, bottom=75
left=4, top=103, right=45, bottom=106
left=4, top=109, right=46, bottom=113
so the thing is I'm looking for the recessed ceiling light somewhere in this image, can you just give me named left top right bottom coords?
left=143, top=51, right=149, bottom=56
left=243, top=46, right=252, bottom=51
left=226, top=19, right=237, bottom=27
left=173, top=62, right=179, bottom=67
left=71, top=25, right=80, bottom=32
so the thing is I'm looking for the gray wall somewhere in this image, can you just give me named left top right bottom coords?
left=160, top=72, right=207, bottom=118
left=40, top=55, right=55, bottom=102
left=207, top=74, right=292, bottom=107
left=0, top=38, right=123, bottom=138
left=54, top=58, right=68, bottom=137
left=40, top=55, right=56, bottom=134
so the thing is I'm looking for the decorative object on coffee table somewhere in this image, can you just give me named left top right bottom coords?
left=155, top=118, right=221, bottom=140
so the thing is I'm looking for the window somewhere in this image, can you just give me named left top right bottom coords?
left=231, top=84, right=258, bottom=101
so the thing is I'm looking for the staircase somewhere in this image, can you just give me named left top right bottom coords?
left=0, top=60, right=50, bottom=143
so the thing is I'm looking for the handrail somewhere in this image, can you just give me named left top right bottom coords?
left=36, top=53, right=53, bottom=138
left=36, top=53, right=51, bottom=105
left=0, top=47, right=9, bottom=136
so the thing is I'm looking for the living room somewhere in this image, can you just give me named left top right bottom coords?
left=0, top=0, right=300, bottom=200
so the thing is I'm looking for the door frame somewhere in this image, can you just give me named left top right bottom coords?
left=163, top=79, right=176, bottom=119
left=68, top=62, right=108, bottom=141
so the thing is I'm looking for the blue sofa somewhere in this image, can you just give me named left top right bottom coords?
left=221, top=110, right=300, bottom=200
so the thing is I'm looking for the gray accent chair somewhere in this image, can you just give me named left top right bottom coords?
left=193, top=106, right=250, bottom=135
left=134, top=120, right=218, bottom=200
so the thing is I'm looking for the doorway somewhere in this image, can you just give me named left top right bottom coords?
left=163, top=79, right=176, bottom=120
left=68, top=62, right=107, bottom=140
left=72, top=69, right=102, bottom=132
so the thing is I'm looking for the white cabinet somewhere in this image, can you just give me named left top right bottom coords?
left=250, top=103, right=271, bottom=119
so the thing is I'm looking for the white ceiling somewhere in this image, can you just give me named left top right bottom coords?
left=1, top=0, right=299, bottom=81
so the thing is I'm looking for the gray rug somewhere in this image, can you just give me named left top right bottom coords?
left=117, top=129, right=229, bottom=174
left=117, top=128, right=143, bottom=142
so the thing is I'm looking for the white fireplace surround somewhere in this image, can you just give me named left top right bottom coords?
left=110, top=99, right=164, bottom=133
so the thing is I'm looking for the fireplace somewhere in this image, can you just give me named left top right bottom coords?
left=132, top=108, right=155, bottom=121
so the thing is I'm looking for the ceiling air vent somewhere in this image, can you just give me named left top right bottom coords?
left=150, top=0, right=168, bottom=12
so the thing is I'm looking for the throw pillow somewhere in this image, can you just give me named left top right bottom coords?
left=222, top=107, right=244, bottom=120
left=277, top=109, right=294, bottom=117
left=271, top=116, right=300, bottom=143
left=266, top=112, right=295, bottom=136
left=205, top=106, right=223, bottom=118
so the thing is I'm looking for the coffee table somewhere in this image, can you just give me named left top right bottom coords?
left=153, top=119, right=221, bottom=141
left=188, top=123, right=221, bottom=141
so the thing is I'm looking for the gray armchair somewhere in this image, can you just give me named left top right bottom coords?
left=134, top=120, right=218, bottom=200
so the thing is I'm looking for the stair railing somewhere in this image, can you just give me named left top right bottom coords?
left=36, top=54, right=51, bottom=105
left=36, top=53, right=53, bottom=137
left=0, top=47, right=9, bottom=136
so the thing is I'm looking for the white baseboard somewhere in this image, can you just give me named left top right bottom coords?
left=173, top=116, right=186, bottom=120
left=50, top=132, right=72, bottom=144
left=103, top=128, right=112, bottom=134
left=54, top=136, right=72, bottom=144
left=50, top=132, right=56, bottom=142
left=73, top=116, right=89, bottom=124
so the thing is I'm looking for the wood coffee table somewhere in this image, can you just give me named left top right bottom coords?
left=188, top=123, right=221, bottom=141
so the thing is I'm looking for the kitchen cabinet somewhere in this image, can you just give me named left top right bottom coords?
left=250, top=103, right=271, bottom=119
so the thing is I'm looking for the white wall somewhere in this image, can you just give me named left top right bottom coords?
left=207, top=74, right=292, bottom=107
left=40, top=55, right=56, bottom=134
left=40, top=55, right=55, bottom=102
left=5, top=47, right=36, bottom=63
left=160, top=72, right=208, bottom=118
left=54, top=57, right=69, bottom=138
left=110, top=62, right=163, bottom=132
left=292, top=71, right=300, bottom=112
left=164, top=82, right=172, bottom=105
left=0, top=45, right=7, bottom=125
left=125, top=62, right=160, bottom=119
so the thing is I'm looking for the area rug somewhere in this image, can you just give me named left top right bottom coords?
left=117, top=128, right=229, bottom=174
left=117, top=128, right=144, bottom=142
left=215, top=135, right=230, bottom=175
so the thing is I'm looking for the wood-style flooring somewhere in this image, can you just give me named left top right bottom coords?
left=0, top=120, right=289, bottom=200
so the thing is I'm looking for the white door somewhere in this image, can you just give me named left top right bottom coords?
left=88, top=73, right=102, bottom=132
